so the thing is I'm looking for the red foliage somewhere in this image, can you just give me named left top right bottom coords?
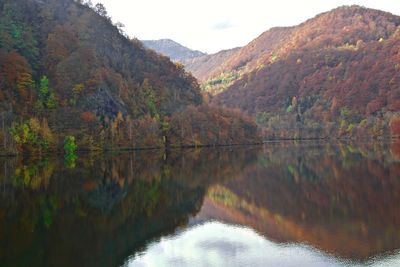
left=190, top=6, right=400, bottom=82
left=388, top=100, right=400, bottom=111
left=389, top=117, right=400, bottom=137
left=169, top=105, right=261, bottom=146
left=208, top=7, right=400, bottom=139
left=390, top=141, right=400, bottom=159
left=80, top=111, right=96, bottom=122
left=0, top=50, right=32, bottom=88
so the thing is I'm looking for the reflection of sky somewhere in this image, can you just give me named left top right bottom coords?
left=123, top=222, right=400, bottom=267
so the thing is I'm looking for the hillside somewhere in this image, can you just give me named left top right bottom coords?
left=0, top=0, right=260, bottom=155
left=142, top=39, right=206, bottom=62
left=209, top=6, right=400, bottom=139
left=184, top=47, right=240, bottom=81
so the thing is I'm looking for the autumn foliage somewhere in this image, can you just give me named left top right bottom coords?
left=206, top=6, right=400, bottom=139
left=0, top=0, right=259, bottom=153
left=390, top=116, right=400, bottom=137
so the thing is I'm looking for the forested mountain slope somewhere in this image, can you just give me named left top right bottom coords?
left=0, top=0, right=260, bottom=154
left=209, top=6, right=400, bottom=139
left=184, top=48, right=240, bottom=80
left=198, top=6, right=400, bottom=94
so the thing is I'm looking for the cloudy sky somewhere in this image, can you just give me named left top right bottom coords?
left=91, top=0, right=400, bottom=53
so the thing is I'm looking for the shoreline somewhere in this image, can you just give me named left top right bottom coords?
left=1, top=137, right=398, bottom=158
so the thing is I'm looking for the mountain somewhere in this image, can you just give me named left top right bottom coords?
left=205, top=6, right=400, bottom=139
left=184, top=47, right=240, bottom=88
left=142, top=39, right=206, bottom=62
left=0, top=0, right=260, bottom=155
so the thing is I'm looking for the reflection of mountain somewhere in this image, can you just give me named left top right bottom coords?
left=0, top=143, right=399, bottom=266
left=195, top=142, right=400, bottom=261
left=0, top=148, right=257, bottom=267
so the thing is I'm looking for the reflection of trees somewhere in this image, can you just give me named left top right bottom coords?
left=209, top=141, right=400, bottom=261
left=1, top=143, right=397, bottom=265
left=0, top=147, right=257, bottom=267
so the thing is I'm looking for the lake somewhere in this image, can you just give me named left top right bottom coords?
left=0, top=141, right=399, bottom=267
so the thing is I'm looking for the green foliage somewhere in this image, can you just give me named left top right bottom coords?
left=291, top=96, right=298, bottom=109
left=43, top=208, right=53, bottom=228
left=270, top=54, right=278, bottom=63
left=347, top=123, right=355, bottom=133
left=340, top=108, right=350, bottom=119
left=39, top=76, right=49, bottom=99
left=64, top=154, right=77, bottom=169
left=340, top=120, right=347, bottom=130
left=359, top=119, right=368, bottom=128
left=255, top=112, right=270, bottom=126
left=340, top=107, right=362, bottom=125
left=10, top=118, right=54, bottom=153
left=46, top=92, right=57, bottom=109
left=16, top=72, right=34, bottom=92
left=71, top=83, right=85, bottom=105
left=201, top=71, right=241, bottom=95
left=37, top=76, right=57, bottom=109
left=0, top=4, right=39, bottom=69
left=64, top=136, right=77, bottom=155
left=11, top=158, right=54, bottom=189
left=64, top=136, right=77, bottom=169
left=140, top=79, right=160, bottom=120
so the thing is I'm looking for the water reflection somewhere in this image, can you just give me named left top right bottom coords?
left=0, top=152, right=211, bottom=267
left=0, top=141, right=399, bottom=266
left=127, top=222, right=400, bottom=267
left=195, top=141, right=400, bottom=261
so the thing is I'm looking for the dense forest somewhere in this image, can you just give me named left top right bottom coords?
left=1, top=1, right=399, bottom=155
left=0, top=0, right=260, bottom=155
left=182, top=6, right=400, bottom=140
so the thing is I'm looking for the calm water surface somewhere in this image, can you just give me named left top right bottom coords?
left=0, top=141, right=399, bottom=267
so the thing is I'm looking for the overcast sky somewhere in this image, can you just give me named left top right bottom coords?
left=91, top=0, right=400, bottom=53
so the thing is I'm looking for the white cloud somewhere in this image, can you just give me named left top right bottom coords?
left=91, top=0, right=400, bottom=53
left=212, top=21, right=236, bottom=31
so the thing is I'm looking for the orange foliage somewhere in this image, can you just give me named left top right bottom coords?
left=389, top=117, right=400, bottom=137
left=191, top=6, right=400, bottom=82
left=169, top=105, right=261, bottom=147
left=209, top=7, right=400, bottom=138
left=80, top=111, right=96, bottom=122
left=390, top=141, right=400, bottom=160
left=82, top=180, right=98, bottom=191
left=0, top=51, right=32, bottom=89
left=388, top=100, right=400, bottom=111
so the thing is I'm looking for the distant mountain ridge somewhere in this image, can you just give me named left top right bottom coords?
left=142, top=39, right=206, bottom=62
